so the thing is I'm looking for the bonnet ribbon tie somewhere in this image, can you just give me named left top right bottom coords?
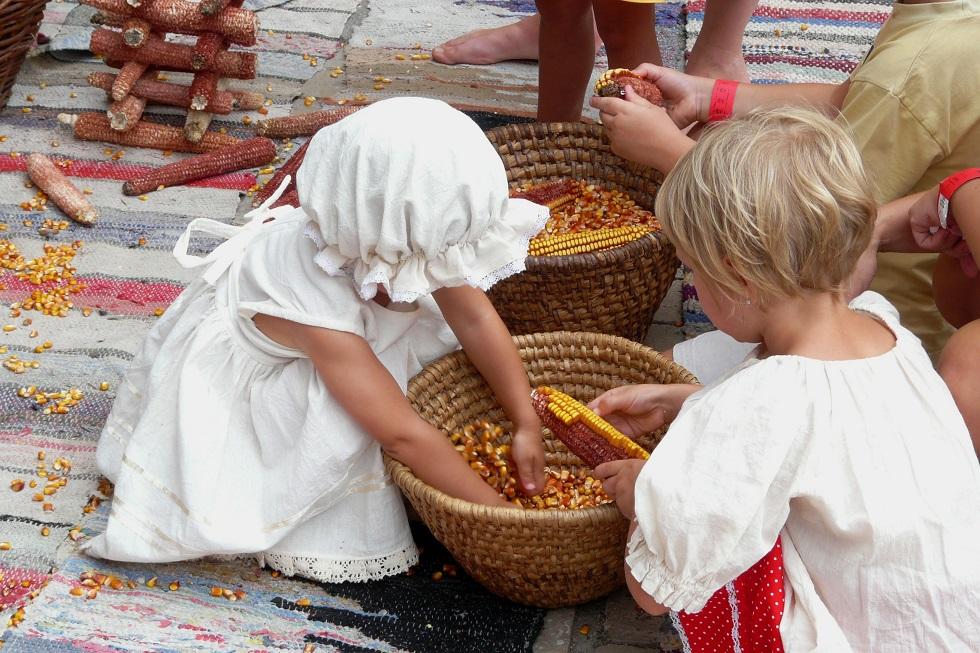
left=172, top=176, right=301, bottom=285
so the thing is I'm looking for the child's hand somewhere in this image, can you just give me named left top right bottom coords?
left=594, top=459, right=645, bottom=520
left=511, top=426, right=545, bottom=496
left=588, top=383, right=699, bottom=438
left=909, top=186, right=977, bottom=277
left=631, top=64, right=713, bottom=129
left=590, top=88, right=693, bottom=173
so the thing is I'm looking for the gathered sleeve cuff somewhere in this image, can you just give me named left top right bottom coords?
left=625, top=525, right=717, bottom=613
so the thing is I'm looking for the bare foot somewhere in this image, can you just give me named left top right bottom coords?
left=432, top=13, right=602, bottom=65
left=685, top=47, right=749, bottom=82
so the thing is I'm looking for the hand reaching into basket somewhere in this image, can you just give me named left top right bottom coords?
left=588, top=383, right=701, bottom=438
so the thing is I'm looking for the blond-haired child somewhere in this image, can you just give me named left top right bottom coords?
left=592, top=108, right=980, bottom=650
left=83, top=98, right=547, bottom=582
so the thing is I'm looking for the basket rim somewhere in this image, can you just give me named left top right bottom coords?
left=387, top=330, right=696, bottom=527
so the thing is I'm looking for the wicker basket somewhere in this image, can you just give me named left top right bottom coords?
left=0, top=0, right=46, bottom=110
left=485, top=122, right=679, bottom=343
left=386, top=331, right=697, bottom=608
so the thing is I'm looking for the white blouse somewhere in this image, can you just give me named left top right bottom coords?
left=627, top=292, right=980, bottom=652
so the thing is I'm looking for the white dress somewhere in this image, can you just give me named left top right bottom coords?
left=83, top=208, right=459, bottom=582
left=627, top=293, right=980, bottom=652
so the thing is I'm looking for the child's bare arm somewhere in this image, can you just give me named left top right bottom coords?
left=255, top=315, right=508, bottom=506
left=624, top=522, right=669, bottom=616
left=432, top=285, right=546, bottom=494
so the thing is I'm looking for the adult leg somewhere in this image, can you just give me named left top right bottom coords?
left=593, top=0, right=662, bottom=70
left=536, top=0, right=596, bottom=122
left=686, top=0, right=758, bottom=81
left=431, top=13, right=602, bottom=65
left=938, top=320, right=980, bottom=455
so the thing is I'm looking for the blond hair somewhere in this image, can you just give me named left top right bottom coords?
left=655, top=107, right=876, bottom=304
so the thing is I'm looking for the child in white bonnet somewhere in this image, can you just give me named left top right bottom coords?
left=84, top=97, right=549, bottom=583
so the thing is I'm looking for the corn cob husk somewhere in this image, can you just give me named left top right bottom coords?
left=26, top=154, right=98, bottom=226
left=528, top=226, right=652, bottom=257
left=122, top=136, right=276, bottom=195
left=80, top=0, right=258, bottom=46
left=250, top=138, right=308, bottom=207
left=107, top=94, right=147, bottom=131
left=531, top=386, right=649, bottom=469
left=192, top=32, right=225, bottom=71
left=122, top=17, right=152, bottom=47
left=88, top=71, right=236, bottom=114
left=594, top=68, right=664, bottom=106
left=254, top=107, right=362, bottom=138
left=59, top=112, right=240, bottom=153
left=90, top=29, right=256, bottom=79
left=111, top=61, right=149, bottom=101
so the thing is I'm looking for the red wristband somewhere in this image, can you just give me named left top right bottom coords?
left=707, top=79, right=739, bottom=122
left=938, top=167, right=980, bottom=228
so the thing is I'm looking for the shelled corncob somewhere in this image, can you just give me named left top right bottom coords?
left=451, top=420, right=612, bottom=509
left=253, top=107, right=363, bottom=138
left=531, top=386, right=649, bottom=469
left=26, top=154, right=98, bottom=226
left=528, top=225, right=651, bottom=257
left=87, top=72, right=263, bottom=114
left=81, top=0, right=259, bottom=46
left=594, top=68, right=665, bottom=106
left=59, top=113, right=240, bottom=153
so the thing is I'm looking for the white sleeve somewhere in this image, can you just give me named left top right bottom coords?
left=624, top=363, right=808, bottom=613
left=671, top=330, right=758, bottom=386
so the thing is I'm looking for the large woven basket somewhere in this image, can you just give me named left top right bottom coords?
left=0, top=0, right=46, bottom=110
left=485, top=122, right=679, bottom=343
left=386, top=331, right=697, bottom=608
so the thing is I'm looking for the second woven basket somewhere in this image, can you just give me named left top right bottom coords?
left=486, top=121, right=679, bottom=343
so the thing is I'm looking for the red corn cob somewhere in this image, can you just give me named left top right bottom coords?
left=122, top=137, right=276, bottom=195
left=198, top=0, right=231, bottom=16
left=594, top=68, right=664, bottom=106
left=59, top=113, right=240, bottom=153
left=122, top=17, right=152, bottom=47
left=270, top=188, right=299, bottom=209
left=254, top=107, right=362, bottom=138
left=26, top=154, right=98, bottom=226
left=510, top=179, right=580, bottom=211
left=90, top=11, right=127, bottom=27
left=231, top=88, right=265, bottom=111
left=90, top=29, right=256, bottom=79
left=107, top=94, right=147, bottom=131
left=189, top=71, right=219, bottom=111
left=251, top=138, right=309, bottom=207
left=111, top=61, right=149, bottom=101
left=87, top=71, right=236, bottom=114
left=531, top=386, right=649, bottom=469
left=183, top=109, right=214, bottom=143
left=80, top=0, right=258, bottom=46
left=192, top=32, right=225, bottom=70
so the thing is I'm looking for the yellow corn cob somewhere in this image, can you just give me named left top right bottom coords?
left=26, top=154, right=99, bottom=226
left=59, top=112, right=240, bottom=153
left=529, top=225, right=651, bottom=257
left=122, top=137, right=276, bottom=195
left=532, top=386, right=648, bottom=468
left=80, top=0, right=258, bottom=46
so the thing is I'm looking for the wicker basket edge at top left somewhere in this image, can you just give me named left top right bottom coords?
left=0, top=0, right=47, bottom=110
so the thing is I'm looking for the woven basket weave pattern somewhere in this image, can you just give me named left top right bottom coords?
left=485, top=122, right=679, bottom=342
left=0, top=0, right=46, bottom=110
left=387, top=331, right=697, bottom=608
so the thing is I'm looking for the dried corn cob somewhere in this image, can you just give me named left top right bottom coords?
left=231, top=88, right=264, bottom=111
left=189, top=71, right=219, bottom=111
left=122, top=17, right=152, bottom=47
left=89, top=10, right=127, bottom=28
left=251, top=138, right=309, bottom=206
left=594, top=68, right=664, bottom=106
left=270, top=188, right=298, bottom=209
left=528, top=225, right=651, bottom=257
left=107, top=94, right=147, bottom=131
left=531, top=386, right=649, bottom=469
left=183, top=109, right=213, bottom=143
left=88, top=72, right=237, bottom=114
left=80, top=0, right=258, bottom=46
left=59, top=113, right=240, bottom=153
left=90, top=29, right=256, bottom=79
left=26, top=154, right=98, bottom=226
left=192, top=33, right=225, bottom=71
left=511, top=179, right=579, bottom=212
left=122, top=137, right=276, bottom=195
left=199, top=0, right=231, bottom=15
left=512, top=179, right=658, bottom=237
left=254, top=107, right=362, bottom=138
left=111, top=61, right=148, bottom=101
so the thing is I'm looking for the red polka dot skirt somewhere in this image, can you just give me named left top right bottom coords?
left=673, top=539, right=785, bottom=653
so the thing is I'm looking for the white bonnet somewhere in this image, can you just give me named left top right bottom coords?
left=296, top=97, right=548, bottom=302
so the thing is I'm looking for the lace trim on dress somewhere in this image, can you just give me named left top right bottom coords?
left=255, top=545, right=419, bottom=583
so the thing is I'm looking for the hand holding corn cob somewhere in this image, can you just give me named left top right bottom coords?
left=594, top=68, right=665, bottom=106
left=592, top=458, right=645, bottom=520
